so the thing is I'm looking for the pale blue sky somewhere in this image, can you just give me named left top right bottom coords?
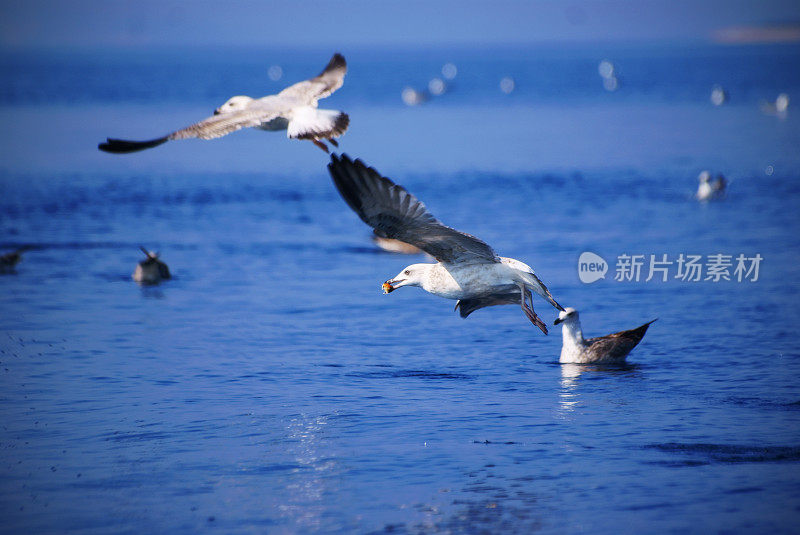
left=1, top=0, right=799, bottom=48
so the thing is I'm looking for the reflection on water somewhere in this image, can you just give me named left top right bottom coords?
left=558, top=363, right=643, bottom=417
left=139, top=286, right=167, bottom=299
left=280, top=413, right=337, bottom=530
left=558, top=364, right=583, bottom=416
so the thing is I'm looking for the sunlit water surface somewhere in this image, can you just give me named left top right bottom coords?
left=1, top=44, right=799, bottom=533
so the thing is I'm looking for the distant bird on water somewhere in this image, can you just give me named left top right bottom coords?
left=554, top=307, right=655, bottom=363
left=696, top=170, right=726, bottom=201
left=327, top=154, right=563, bottom=334
left=132, top=247, right=171, bottom=285
left=710, top=85, right=728, bottom=106
left=0, top=248, right=24, bottom=274
left=760, top=93, right=789, bottom=118
left=99, top=54, right=349, bottom=154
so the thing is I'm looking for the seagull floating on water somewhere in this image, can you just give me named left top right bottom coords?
left=696, top=170, right=726, bottom=201
left=710, top=85, right=728, bottom=106
left=327, top=154, right=563, bottom=334
left=99, top=54, right=349, bottom=154
left=0, top=248, right=24, bottom=274
left=401, top=87, right=428, bottom=106
left=133, top=247, right=171, bottom=285
left=760, top=93, right=789, bottom=118
left=554, top=307, right=655, bottom=363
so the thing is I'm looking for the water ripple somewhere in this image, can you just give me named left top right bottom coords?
left=645, top=443, right=800, bottom=464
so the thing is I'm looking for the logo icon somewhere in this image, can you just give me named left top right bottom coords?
left=578, top=252, right=608, bottom=283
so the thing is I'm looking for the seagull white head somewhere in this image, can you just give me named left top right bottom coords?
left=214, top=95, right=254, bottom=115
left=554, top=307, right=584, bottom=342
left=698, top=170, right=711, bottom=183
left=382, top=263, right=430, bottom=294
left=554, top=307, right=579, bottom=326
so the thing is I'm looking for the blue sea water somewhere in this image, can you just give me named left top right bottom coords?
left=1, top=44, right=800, bottom=533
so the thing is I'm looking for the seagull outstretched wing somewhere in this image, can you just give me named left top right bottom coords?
left=278, top=53, right=347, bottom=104
left=98, top=107, right=281, bottom=153
left=327, top=154, right=499, bottom=265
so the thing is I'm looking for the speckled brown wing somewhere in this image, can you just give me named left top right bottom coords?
left=98, top=107, right=280, bottom=153
left=278, top=53, right=347, bottom=104
left=166, top=108, right=278, bottom=140
left=585, top=319, right=656, bottom=360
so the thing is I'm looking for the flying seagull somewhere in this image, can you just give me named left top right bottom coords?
left=132, top=247, right=171, bottom=285
left=99, top=54, right=349, bottom=154
left=554, top=307, right=655, bottom=363
left=327, top=154, right=563, bottom=334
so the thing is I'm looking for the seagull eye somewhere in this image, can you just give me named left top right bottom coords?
left=404, top=270, right=410, bottom=275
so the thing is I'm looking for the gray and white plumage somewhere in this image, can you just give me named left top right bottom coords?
left=132, top=247, right=171, bottom=285
left=554, top=307, right=655, bottom=363
left=327, top=154, right=563, bottom=334
left=99, top=54, right=349, bottom=154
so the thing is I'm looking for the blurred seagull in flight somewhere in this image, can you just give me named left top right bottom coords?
left=554, top=308, right=655, bottom=363
left=99, top=54, right=349, bottom=154
left=327, top=154, right=563, bottom=334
